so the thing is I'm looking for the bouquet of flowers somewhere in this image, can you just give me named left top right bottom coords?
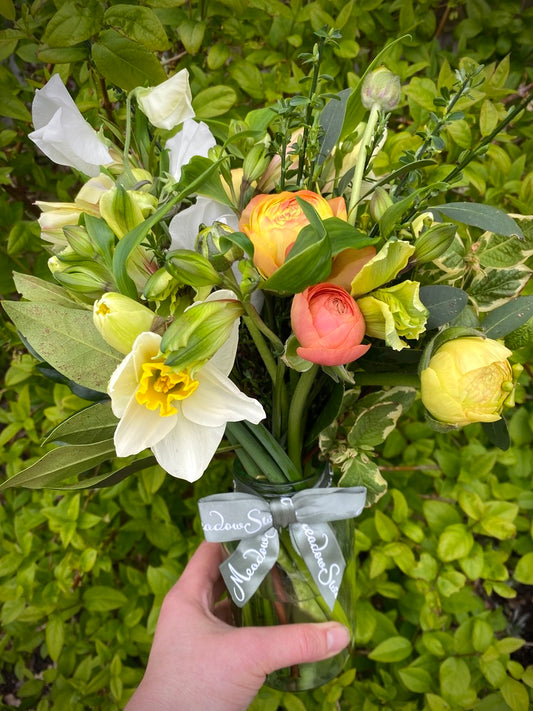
left=2, top=30, right=532, bottom=691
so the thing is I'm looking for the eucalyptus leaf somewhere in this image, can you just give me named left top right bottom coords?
left=2, top=301, right=121, bottom=392
left=44, top=401, right=117, bottom=446
left=0, top=440, right=116, bottom=491
left=429, top=203, right=524, bottom=239
left=419, top=285, right=468, bottom=329
left=481, top=296, right=533, bottom=338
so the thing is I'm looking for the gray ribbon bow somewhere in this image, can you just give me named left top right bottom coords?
left=198, top=486, right=366, bottom=610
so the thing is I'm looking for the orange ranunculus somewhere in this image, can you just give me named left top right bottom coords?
left=239, top=190, right=347, bottom=277
left=291, top=283, right=370, bottom=366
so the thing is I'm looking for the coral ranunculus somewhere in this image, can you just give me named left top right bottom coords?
left=291, top=283, right=370, bottom=366
left=239, top=190, right=346, bottom=277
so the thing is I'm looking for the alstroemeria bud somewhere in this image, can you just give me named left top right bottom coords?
left=413, top=223, right=456, bottom=263
left=36, top=202, right=84, bottom=247
left=243, top=144, right=271, bottom=183
left=369, top=187, right=393, bottom=222
left=361, top=67, right=401, bottom=111
left=136, top=69, right=194, bottom=130
left=100, top=185, right=157, bottom=238
left=161, top=292, right=243, bottom=372
left=166, top=249, right=222, bottom=288
left=63, top=225, right=96, bottom=259
left=93, top=292, right=156, bottom=354
left=197, top=222, right=244, bottom=272
left=420, top=337, right=517, bottom=426
left=50, top=261, right=110, bottom=296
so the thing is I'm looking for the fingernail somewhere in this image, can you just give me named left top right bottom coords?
left=326, top=624, right=351, bottom=653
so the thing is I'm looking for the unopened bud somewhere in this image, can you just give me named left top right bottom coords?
left=197, top=222, right=244, bottom=271
left=369, top=187, right=393, bottom=222
left=243, top=144, right=271, bottom=183
left=413, top=223, right=456, bottom=263
left=93, top=292, right=156, bottom=354
left=161, top=295, right=243, bottom=372
left=100, top=185, right=157, bottom=238
left=361, top=66, right=401, bottom=111
left=166, top=249, right=222, bottom=287
left=50, top=262, right=110, bottom=295
left=63, top=225, right=96, bottom=259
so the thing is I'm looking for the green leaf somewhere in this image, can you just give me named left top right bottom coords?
left=43, top=1, right=103, bottom=47
left=348, top=401, right=404, bottom=448
left=338, top=452, right=388, bottom=506
left=398, top=666, right=432, bottom=693
left=423, top=500, right=462, bottom=533
left=419, top=286, right=468, bottom=329
left=103, top=5, right=169, bottom=51
left=0, top=440, right=116, bottom=491
left=49, top=456, right=157, bottom=490
left=12, top=272, right=80, bottom=308
left=368, top=636, right=412, bottom=662
left=430, top=203, right=524, bottom=239
left=514, top=552, right=533, bottom=585
left=44, top=401, right=117, bottom=446
left=476, top=232, right=530, bottom=269
left=83, top=586, right=128, bottom=612
left=501, top=677, right=530, bottom=711
left=0, top=93, right=31, bottom=122
left=37, top=46, right=89, bottom=63
left=177, top=19, right=205, bottom=55
left=469, top=266, right=532, bottom=311
left=2, top=302, right=121, bottom=392
left=318, top=88, right=350, bottom=164
left=46, top=616, right=65, bottom=662
left=440, top=657, right=475, bottom=707
left=482, top=296, right=533, bottom=339
left=437, top=524, right=474, bottom=561
left=92, top=29, right=167, bottom=92
left=0, top=0, right=15, bottom=21
left=192, top=86, right=237, bottom=118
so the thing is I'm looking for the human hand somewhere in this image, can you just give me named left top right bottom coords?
left=125, top=541, right=351, bottom=711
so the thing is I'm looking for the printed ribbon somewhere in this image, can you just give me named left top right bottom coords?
left=198, top=486, right=367, bottom=610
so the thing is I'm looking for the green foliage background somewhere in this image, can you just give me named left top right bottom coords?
left=1, top=0, right=533, bottom=709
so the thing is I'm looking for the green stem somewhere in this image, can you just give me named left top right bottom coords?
left=287, top=364, right=319, bottom=470
left=273, top=359, right=289, bottom=441
left=122, top=94, right=136, bottom=185
left=355, top=372, right=420, bottom=387
left=242, top=315, right=278, bottom=382
left=347, top=103, right=380, bottom=224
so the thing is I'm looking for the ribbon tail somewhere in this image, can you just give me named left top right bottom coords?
left=290, top=523, right=345, bottom=611
left=220, top=528, right=279, bottom=608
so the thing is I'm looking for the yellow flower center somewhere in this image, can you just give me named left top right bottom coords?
left=135, top=362, right=199, bottom=417
left=97, top=302, right=111, bottom=316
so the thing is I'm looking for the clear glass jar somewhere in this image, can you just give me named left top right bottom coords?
left=225, top=463, right=358, bottom=692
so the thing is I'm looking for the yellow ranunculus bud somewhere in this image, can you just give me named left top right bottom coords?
left=420, top=337, right=516, bottom=426
left=93, top=292, right=156, bottom=354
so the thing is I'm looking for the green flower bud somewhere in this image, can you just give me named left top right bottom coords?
left=243, top=144, right=271, bottom=183
left=361, top=66, right=402, bottom=111
left=420, top=337, right=517, bottom=426
left=93, top=292, right=156, bottom=354
left=166, top=249, right=222, bottom=288
left=369, top=187, right=393, bottom=222
left=197, top=222, right=244, bottom=272
left=413, top=222, right=456, bottom=263
left=50, top=261, right=111, bottom=296
left=63, top=225, right=96, bottom=259
left=100, top=184, right=157, bottom=238
left=161, top=294, right=243, bottom=372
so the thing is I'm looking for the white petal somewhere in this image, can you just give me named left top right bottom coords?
left=183, top=364, right=265, bottom=427
left=165, top=119, right=216, bottom=181
left=152, top=418, right=225, bottom=481
left=168, top=197, right=238, bottom=251
left=136, top=69, right=194, bottom=130
left=108, top=332, right=162, bottom=417
left=114, top=396, right=177, bottom=457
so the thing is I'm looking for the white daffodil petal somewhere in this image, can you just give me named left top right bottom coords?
left=152, top=418, right=226, bottom=482
left=183, top=364, right=265, bottom=427
left=131, top=332, right=163, bottom=373
left=108, top=332, right=162, bottom=417
left=113, top=395, right=177, bottom=457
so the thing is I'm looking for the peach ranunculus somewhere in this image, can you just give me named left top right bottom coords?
left=239, top=190, right=347, bottom=277
left=290, top=283, right=370, bottom=366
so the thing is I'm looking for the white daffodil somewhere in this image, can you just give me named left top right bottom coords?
left=108, top=293, right=265, bottom=481
left=165, top=119, right=216, bottom=182
left=136, top=69, right=195, bottom=131
left=29, top=74, right=113, bottom=177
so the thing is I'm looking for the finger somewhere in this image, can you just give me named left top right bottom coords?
left=174, top=541, right=225, bottom=606
left=236, top=622, right=350, bottom=676
left=213, top=598, right=234, bottom=624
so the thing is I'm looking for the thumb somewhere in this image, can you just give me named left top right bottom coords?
left=240, top=622, right=350, bottom=675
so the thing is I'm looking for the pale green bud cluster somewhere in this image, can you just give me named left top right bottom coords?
left=361, top=66, right=402, bottom=111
